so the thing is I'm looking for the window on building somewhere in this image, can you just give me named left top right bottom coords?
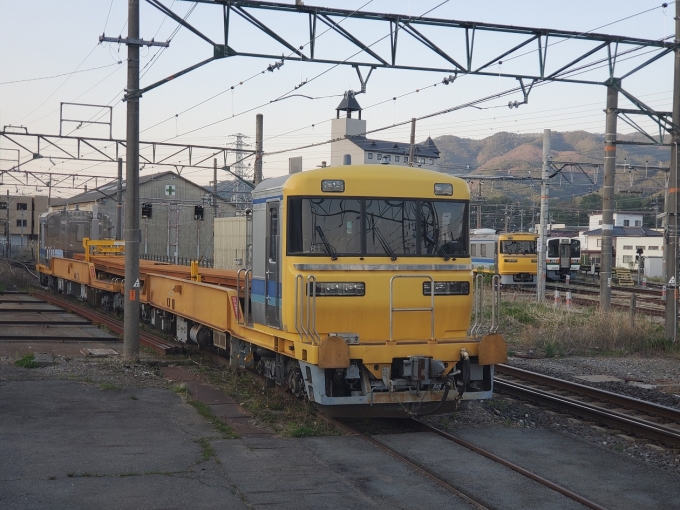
left=481, top=244, right=486, bottom=257
left=403, top=156, right=408, bottom=164
left=635, top=246, right=644, bottom=251
left=635, top=220, right=641, bottom=226
left=598, top=220, right=602, bottom=225
left=15, top=219, right=27, bottom=227
left=16, top=203, right=27, bottom=211
left=367, top=153, right=373, bottom=160
left=623, top=255, right=633, bottom=263
left=419, top=158, right=425, bottom=164
left=623, top=245, right=633, bottom=250
left=429, top=159, right=434, bottom=165
left=383, top=155, right=391, bottom=162
left=648, top=246, right=659, bottom=250
left=597, top=239, right=602, bottom=247
left=0, top=202, right=7, bottom=210
left=377, top=154, right=382, bottom=160
left=623, top=220, right=630, bottom=226
left=394, top=156, right=400, bottom=162
left=470, top=244, right=476, bottom=256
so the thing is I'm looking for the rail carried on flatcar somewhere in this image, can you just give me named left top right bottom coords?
left=36, top=165, right=507, bottom=417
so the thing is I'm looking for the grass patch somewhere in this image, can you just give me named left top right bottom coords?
left=98, top=382, right=121, bottom=391
left=14, top=353, right=36, bottom=368
left=500, top=300, right=680, bottom=357
left=181, top=355, right=339, bottom=437
left=288, top=425, right=316, bottom=437
left=196, top=437, right=216, bottom=462
left=188, top=399, right=238, bottom=438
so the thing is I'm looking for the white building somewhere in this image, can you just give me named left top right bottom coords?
left=330, top=91, right=441, bottom=169
left=582, top=212, right=662, bottom=269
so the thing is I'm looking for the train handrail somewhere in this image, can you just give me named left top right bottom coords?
left=389, top=275, right=435, bottom=342
left=236, top=268, right=247, bottom=325
left=306, top=275, right=320, bottom=344
left=294, top=274, right=311, bottom=343
left=491, top=274, right=501, bottom=333
left=470, top=273, right=483, bottom=337
left=243, top=269, right=252, bottom=326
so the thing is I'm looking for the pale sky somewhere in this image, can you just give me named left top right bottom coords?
left=0, top=0, right=675, bottom=198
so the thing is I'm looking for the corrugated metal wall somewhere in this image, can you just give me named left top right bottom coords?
left=214, top=217, right=249, bottom=270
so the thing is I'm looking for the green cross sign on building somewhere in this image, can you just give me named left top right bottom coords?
left=165, top=185, right=176, bottom=196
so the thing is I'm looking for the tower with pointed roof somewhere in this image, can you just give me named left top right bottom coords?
left=330, top=91, right=441, bottom=169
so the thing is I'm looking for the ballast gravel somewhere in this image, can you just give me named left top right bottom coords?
left=424, top=355, right=680, bottom=476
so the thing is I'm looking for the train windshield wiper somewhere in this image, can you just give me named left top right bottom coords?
left=373, top=226, right=397, bottom=261
left=424, top=231, right=450, bottom=261
left=315, top=226, right=338, bottom=260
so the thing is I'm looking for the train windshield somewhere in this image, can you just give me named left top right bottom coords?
left=500, top=240, right=536, bottom=255
left=288, top=197, right=468, bottom=257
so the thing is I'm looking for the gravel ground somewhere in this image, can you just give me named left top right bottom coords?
left=425, top=355, right=680, bottom=476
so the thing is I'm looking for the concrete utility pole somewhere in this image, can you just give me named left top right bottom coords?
left=537, top=129, right=550, bottom=303
left=213, top=158, right=218, bottom=219
left=600, top=85, right=619, bottom=313
left=123, top=0, right=141, bottom=360
left=116, top=157, right=122, bottom=241
left=408, top=118, right=416, bottom=166
left=254, top=114, right=263, bottom=185
left=665, top=1, right=680, bottom=342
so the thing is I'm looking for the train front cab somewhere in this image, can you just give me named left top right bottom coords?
left=249, top=165, right=507, bottom=417
left=495, top=233, right=538, bottom=286
left=546, top=237, right=580, bottom=281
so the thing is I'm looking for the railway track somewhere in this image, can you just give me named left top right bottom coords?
left=30, top=291, right=183, bottom=355
left=495, top=364, right=680, bottom=448
left=333, top=417, right=608, bottom=510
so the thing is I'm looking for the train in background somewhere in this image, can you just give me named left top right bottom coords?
left=470, top=230, right=538, bottom=285
left=36, top=164, right=508, bottom=418
left=546, top=236, right=581, bottom=281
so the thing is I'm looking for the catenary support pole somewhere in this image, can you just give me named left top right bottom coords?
left=116, top=157, right=123, bottom=241
left=665, top=1, right=680, bottom=342
left=408, top=118, right=416, bottom=166
left=600, top=84, right=619, bottom=313
left=254, top=114, right=263, bottom=185
left=213, top=158, right=218, bottom=219
left=537, top=129, right=550, bottom=303
left=123, top=0, right=140, bottom=360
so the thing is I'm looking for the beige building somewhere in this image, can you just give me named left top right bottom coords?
left=0, top=194, right=49, bottom=257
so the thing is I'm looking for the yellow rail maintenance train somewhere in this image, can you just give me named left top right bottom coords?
left=37, top=164, right=507, bottom=417
left=470, top=230, right=539, bottom=286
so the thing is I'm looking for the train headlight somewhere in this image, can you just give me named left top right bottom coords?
left=422, top=281, right=470, bottom=295
left=321, top=179, right=345, bottom=192
left=434, top=183, right=453, bottom=196
left=309, top=282, right=365, bottom=296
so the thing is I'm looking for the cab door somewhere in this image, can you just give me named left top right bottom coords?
left=559, top=241, right=571, bottom=271
left=265, top=201, right=281, bottom=328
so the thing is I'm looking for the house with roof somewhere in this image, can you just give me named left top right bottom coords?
left=580, top=212, right=663, bottom=270
left=50, top=171, right=235, bottom=263
left=330, top=91, right=441, bottom=169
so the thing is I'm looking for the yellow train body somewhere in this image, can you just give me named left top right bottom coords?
left=38, top=164, right=507, bottom=417
left=471, top=232, right=538, bottom=285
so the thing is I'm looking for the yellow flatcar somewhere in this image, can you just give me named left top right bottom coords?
left=37, top=164, right=507, bottom=417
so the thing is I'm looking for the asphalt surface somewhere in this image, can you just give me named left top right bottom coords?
left=1, top=356, right=679, bottom=509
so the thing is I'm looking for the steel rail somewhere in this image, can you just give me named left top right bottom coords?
left=31, top=291, right=182, bottom=355
left=497, top=364, right=680, bottom=422
left=331, top=419, right=491, bottom=510
left=494, top=378, right=680, bottom=447
left=407, top=419, right=609, bottom=510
